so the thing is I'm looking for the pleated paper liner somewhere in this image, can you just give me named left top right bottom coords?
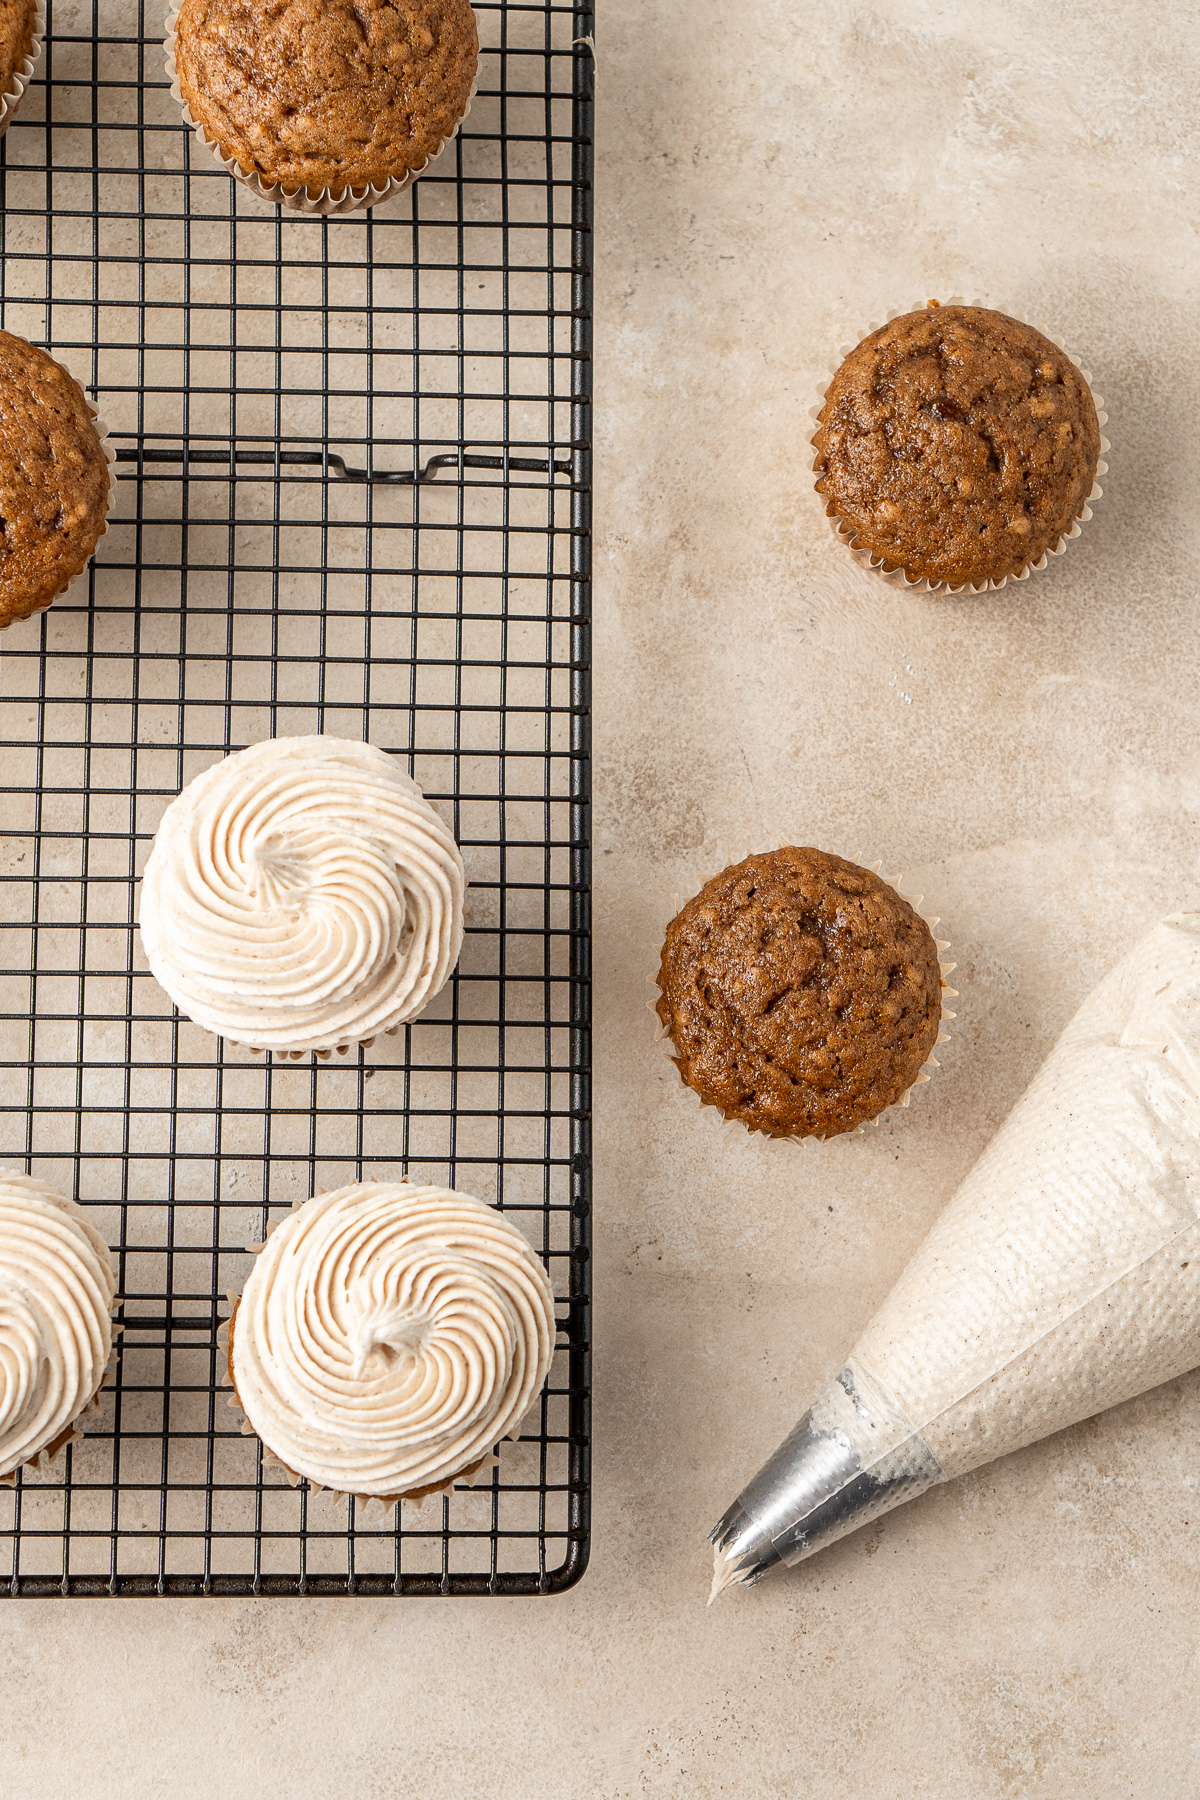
left=237, top=1007, right=444, bottom=1062
left=0, top=0, right=45, bottom=142
left=0, top=1332, right=122, bottom=1488
left=241, top=1024, right=403, bottom=1064
left=161, top=972, right=462, bottom=1063
left=810, top=297, right=1110, bottom=596
left=164, top=11, right=478, bottom=216
left=649, top=853, right=957, bottom=1149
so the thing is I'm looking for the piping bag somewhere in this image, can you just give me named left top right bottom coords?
left=710, top=914, right=1200, bottom=1599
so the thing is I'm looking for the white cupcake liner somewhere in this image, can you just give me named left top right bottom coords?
left=0, top=0, right=45, bottom=142
left=810, top=297, right=1111, bottom=597
left=649, top=850, right=957, bottom=1149
left=242, top=1433, right=500, bottom=1514
left=164, top=11, right=478, bottom=216
left=0, top=349, right=116, bottom=630
left=243, top=1025, right=397, bottom=1063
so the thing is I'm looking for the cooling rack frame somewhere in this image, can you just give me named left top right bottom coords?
left=0, top=0, right=592, bottom=1597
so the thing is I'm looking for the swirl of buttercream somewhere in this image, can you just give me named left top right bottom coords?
left=138, top=736, right=465, bottom=1053
left=230, top=1182, right=557, bottom=1497
left=0, top=1172, right=118, bottom=1481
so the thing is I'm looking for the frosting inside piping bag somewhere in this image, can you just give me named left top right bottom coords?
left=712, top=914, right=1200, bottom=1591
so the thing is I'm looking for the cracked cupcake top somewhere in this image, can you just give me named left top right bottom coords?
left=656, top=848, right=943, bottom=1140
left=813, top=304, right=1100, bottom=589
left=0, top=331, right=110, bottom=630
left=173, top=0, right=478, bottom=195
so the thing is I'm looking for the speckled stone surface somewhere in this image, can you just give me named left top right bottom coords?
left=5, top=1, right=1200, bottom=1795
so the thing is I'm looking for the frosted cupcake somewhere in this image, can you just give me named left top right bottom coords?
left=138, top=735, right=465, bottom=1057
left=0, top=331, right=113, bottom=630
left=0, top=1172, right=118, bottom=1482
left=228, top=1182, right=557, bottom=1499
left=656, top=848, right=945, bottom=1140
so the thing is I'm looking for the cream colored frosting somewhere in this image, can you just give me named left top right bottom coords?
left=0, top=1172, right=117, bottom=1480
left=230, top=1182, right=557, bottom=1497
left=711, top=915, right=1200, bottom=1595
left=848, top=913, right=1200, bottom=1481
left=138, top=736, right=465, bottom=1054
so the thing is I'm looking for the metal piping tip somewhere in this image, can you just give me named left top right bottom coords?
left=706, top=1362, right=944, bottom=1597
left=707, top=1499, right=780, bottom=1603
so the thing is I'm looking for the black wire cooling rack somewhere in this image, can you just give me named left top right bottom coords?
left=0, top=0, right=592, bottom=1596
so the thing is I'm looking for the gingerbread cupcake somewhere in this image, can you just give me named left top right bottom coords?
left=0, top=0, right=43, bottom=140
left=813, top=303, right=1105, bottom=594
left=168, top=0, right=478, bottom=213
left=227, top=1182, right=557, bottom=1500
left=138, top=735, right=466, bottom=1058
left=0, top=331, right=113, bottom=630
left=655, top=849, right=947, bottom=1141
left=0, top=1172, right=118, bottom=1482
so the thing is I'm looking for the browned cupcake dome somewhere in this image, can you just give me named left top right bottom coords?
left=0, top=0, right=37, bottom=113
left=0, top=332, right=111, bottom=630
left=173, top=0, right=479, bottom=196
left=813, top=304, right=1101, bottom=589
left=656, top=848, right=943, bottom=1140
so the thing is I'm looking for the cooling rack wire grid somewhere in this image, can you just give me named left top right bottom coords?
left=0, top=0, right=593, bottom=1596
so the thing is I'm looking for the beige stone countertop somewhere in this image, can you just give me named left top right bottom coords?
left=7, top=0, right=1200, bottom=1794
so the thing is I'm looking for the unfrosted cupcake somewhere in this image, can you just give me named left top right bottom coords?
left=0, top=0, right=41, bottom=139
left=138, top=735, right=465, bottom=1057
left=0, top=331, right=112, bottom=630
left=0, top=1172, right=118, bottom=1482
left=656, top=848, right=945, bottom=1140
left=228, top=1182, right=557, bottom=1499
left=813, top=303, right=1102, bottom=592
left=169, top=0, right=478, bottom=209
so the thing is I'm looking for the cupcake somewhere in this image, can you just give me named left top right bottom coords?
left=656, top=848, right=946, bottom=1141
left=227, top=1182, right=557, bottom=1500
left=0, top=0, right=42, bottom=139
left=813, top=303, right=1103, bottom=593
left=0, top=331, right=113, bottom=631
left=0, top=1172, right=118, bottom=1483
left=168, top=0, right=478, bottom=211
left=138, top=735, right=465, bottom=1057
